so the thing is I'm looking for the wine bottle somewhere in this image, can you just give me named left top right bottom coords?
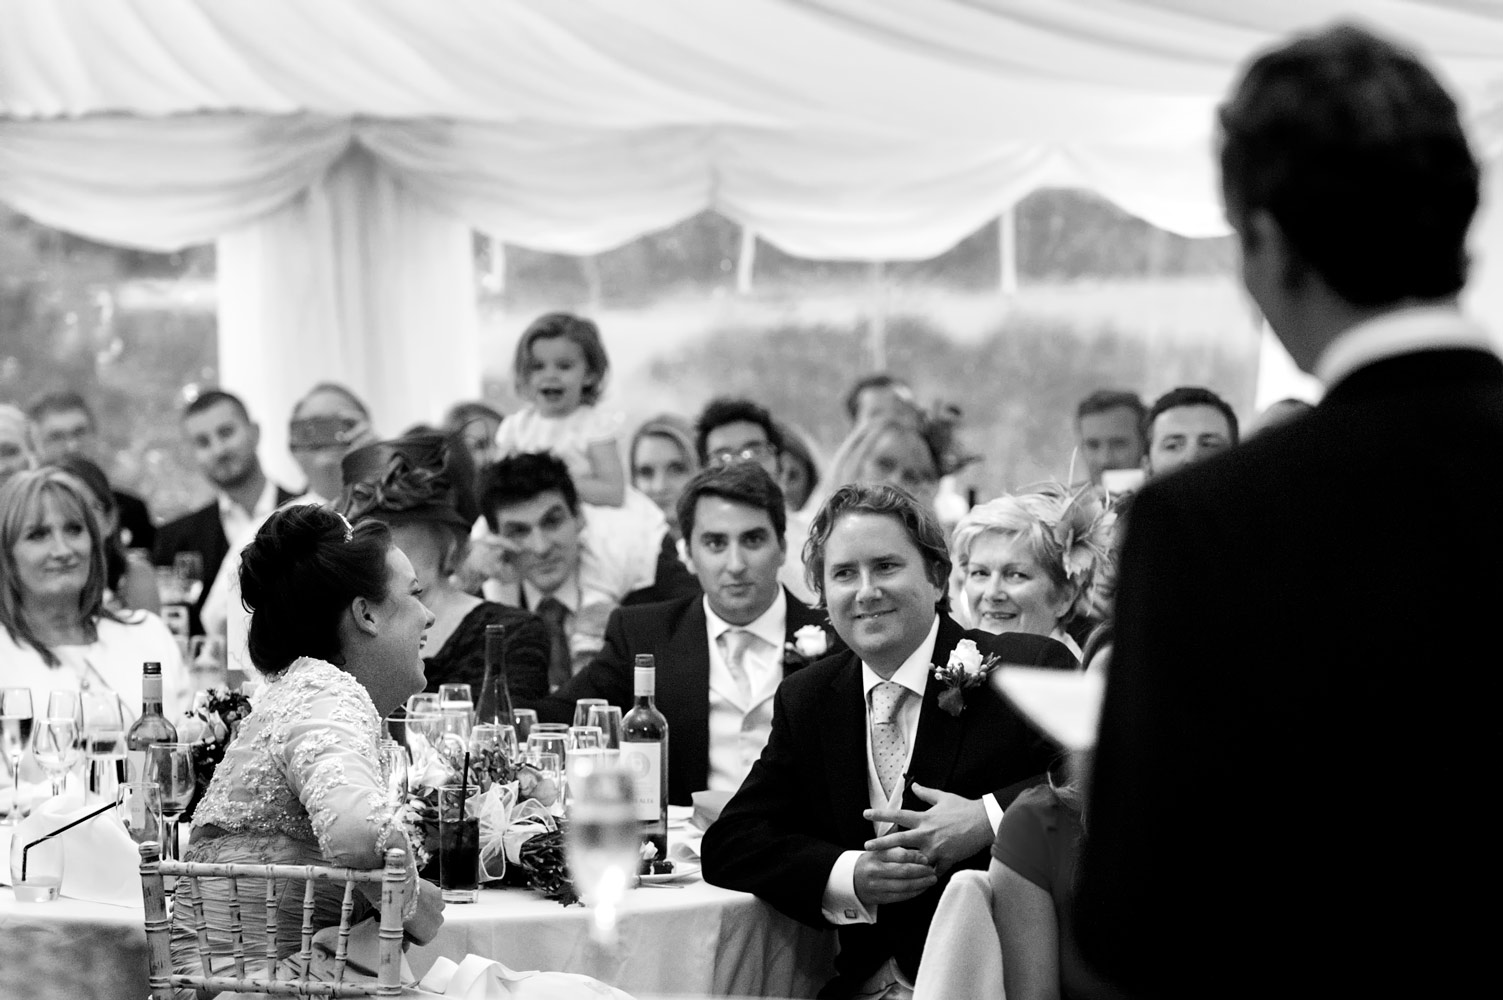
left=475, top=623, right=514, bottom=729
left=621, top=654, right=669, bottom=867
left=126, top=662, right=177, bottom=781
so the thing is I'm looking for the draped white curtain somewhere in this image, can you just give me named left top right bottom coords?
left=3, top=0, right=1502, bottom=440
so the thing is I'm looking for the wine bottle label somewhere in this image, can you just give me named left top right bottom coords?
left=142, top=673, right=162, bottom=702
left=622, top=741, right=663, bottom=821
left=127, top=748, right=146, bottom=783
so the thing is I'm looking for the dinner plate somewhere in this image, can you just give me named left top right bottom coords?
left=639, top=862, right=701, bottom=884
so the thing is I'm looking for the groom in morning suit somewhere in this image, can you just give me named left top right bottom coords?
left=538, top=462, right=840, bottom=805
left=1074, top=25, right=1503, bottom=999
left=702, top=483, right=1076, bottom=999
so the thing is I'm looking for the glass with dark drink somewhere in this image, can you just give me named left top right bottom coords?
left=438, top=784, right=481, bottom=903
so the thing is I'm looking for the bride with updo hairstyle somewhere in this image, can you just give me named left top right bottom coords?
left=174, top=504, right=443, bottom=989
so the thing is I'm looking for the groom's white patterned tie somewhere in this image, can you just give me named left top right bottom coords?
left=870, top=681, right=909, bottom=801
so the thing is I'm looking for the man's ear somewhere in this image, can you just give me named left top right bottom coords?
left=248, top=421, right=261, bottom=450
left=1247, top=209, right=1306, bottom=294
left=349, top=595, right=380, bottom=637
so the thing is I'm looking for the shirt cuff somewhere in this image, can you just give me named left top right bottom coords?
left=821, top=850, right=877, bottom=925
left=984, top=793, right=1005, bottom=834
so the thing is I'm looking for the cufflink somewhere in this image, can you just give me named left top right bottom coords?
left=844, top=908, right=858, bottom=919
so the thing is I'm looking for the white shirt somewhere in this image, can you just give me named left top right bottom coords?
left=217, top=476, right=280, bottom=550
left=1315, top=305, right=1493, bottom=388
left=821, top=616, right=1006, bottom=928
left=703, top=590, right=788, bottom=793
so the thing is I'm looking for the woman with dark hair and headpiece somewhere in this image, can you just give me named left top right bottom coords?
left=176, top=504, right=444, bottom=987
left=340, top=433, right=550, bottom=702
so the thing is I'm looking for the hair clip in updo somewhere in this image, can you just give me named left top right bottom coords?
left=335, top=511, right=355, bottom=542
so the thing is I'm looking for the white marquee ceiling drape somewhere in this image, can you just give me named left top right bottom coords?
left=3, top=0, right=1502, bottom=460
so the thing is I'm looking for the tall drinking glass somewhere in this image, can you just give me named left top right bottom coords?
left=586, top=705, right=623, bottom=763
left=81, top=692, right=128, bottom=802
left=378, top=739, right=409, bottom=806
left=116, top=781, right=165, bottom=847
left=145, top=743, right=196, bottom=862
left=45, top=692, right=82, bottom=728
left=511, top=709, right=537, bottom=743
left=567, top=764, right=640, bottom=946
left=527, top=731, right=570, bottom=770
left=32, top=718, right=81, bottom=798
left=438, top=785, right=480, bottom=903
left=175, top=551, right=205, bottom=605
left=1, top=688, right=35, bottom=822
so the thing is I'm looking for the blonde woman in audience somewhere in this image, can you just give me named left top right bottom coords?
left=950, top=486, right=1111, bottom=663
left=0, top=467, right=186, bottom=719
left=54, top=454, right=162, bottom=614
left=0, top=404, right=36, bottom=485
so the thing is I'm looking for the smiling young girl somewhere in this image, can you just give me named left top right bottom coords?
left=494, top=313, right=628, bottom=507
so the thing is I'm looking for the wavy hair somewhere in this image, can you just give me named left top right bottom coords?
left=952, top=484, right=1114, bottom=625
left=0, top=467, right=123, bottom=666
left=803, top=482, right=951, bottom=612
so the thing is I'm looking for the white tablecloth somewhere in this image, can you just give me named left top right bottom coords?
left=408, top=880, right=835, bottom=999
left=0, top=877, right=835, bottom=1000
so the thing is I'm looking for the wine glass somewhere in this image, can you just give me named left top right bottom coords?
left=377, top=739, right=409, bottom=807
left=116, top=781, right=165, bottom=846
left=145, top=743, right=197, bottom=862
left=566, top=764, right=640, bottom=947
left=573, top=699, right=609, bottom=731
left=32, top=718, right=81, bottom=798
left=437, top=684, right=473, bottom=714
left=45, top=691, right=82, bottom=728
left=1, top=688, right=34, bottom=822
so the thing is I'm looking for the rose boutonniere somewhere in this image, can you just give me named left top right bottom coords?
left=784, top=624, right=831, bottom=670
left=933, top=638, right=1000, bottom=717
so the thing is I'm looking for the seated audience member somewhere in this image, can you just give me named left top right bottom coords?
left=154, top=390, right=295, bottom=635
left=702, top=483, right=1075, bottom=999
left=776, top=420, right=822, bottom=513
left=0, top=403, right=37, bottom=485
left=827, top=417, right=944, bottom=513
left=341, top=433, right=549, bottom=703
left=620, top=413, right=703, bottom=607
left=0, top=468, right=186, bottom=719
left=951, top=487, right=1113, bottom=663
left=696, top=397, right=814, bottom=604
left=1246, top=396, right=1315, bottom=438
left=846, top=373, right=920, bottom=427
left=443, top=400, right=505, bottom=471
left=54, top=455, right=161, bottom=615
left=178, top=505, right=442, bottom=984
left=537, top=463, right=840, bottom=803
left=631, top=414, right=699, bottom=539
left=1073, top=390, right=1147, bottom=486
left=202, top=381, right=377, bottom=680
left=1144, top=386, right=1238, bottom=477
left=990, top=751, right=1097, bottom=1000
left=27, top=389, right=155, bottom=550
left=478, top=452, right=659, bottom=690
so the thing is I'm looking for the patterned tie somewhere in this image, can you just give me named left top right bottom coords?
left=870, top=681, right=909, bottom=801
left=717, top=629, right=754, bottom=706
left=535, top=596, right=571, bottom=691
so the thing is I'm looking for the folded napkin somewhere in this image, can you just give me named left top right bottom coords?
left=911, top=869, right=1003, bottom=1000
left=1, top=790, right=141, bottom=906
left=689, top=790, right=730, bottom=832
left=417, top=955, right=635, bottom=1000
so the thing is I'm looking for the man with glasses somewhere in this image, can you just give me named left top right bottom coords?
left=694, top=398, right=814, bottom=603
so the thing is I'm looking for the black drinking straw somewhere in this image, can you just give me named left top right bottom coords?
left=20, top=800, right=117, bottom=882
left=460, top=751, right=471, bottom=803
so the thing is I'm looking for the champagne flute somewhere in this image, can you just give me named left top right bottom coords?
left=567, top=764, right=640, bottom=947
left=32, top=718, right=81, bottom=798
left=378, top=739, right=410, bottom=806
left=1, top=688, right=35, bottom=822
left=146, top=743, right=197, bottom=862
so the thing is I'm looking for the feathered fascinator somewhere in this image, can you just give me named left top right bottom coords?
left=338, top=432, right=479, bottom=532
left=1030, top=483, right=1117, bottom=593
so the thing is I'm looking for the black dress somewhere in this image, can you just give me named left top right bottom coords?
left=422, top=601, right=550, bottom=706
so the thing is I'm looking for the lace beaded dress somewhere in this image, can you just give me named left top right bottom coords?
left=170, top=657, right=416, bottom=989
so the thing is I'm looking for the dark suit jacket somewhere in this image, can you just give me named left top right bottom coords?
left=701, top=614, right=1076, bottom=995
left=1075, top=347, right=1503, bottom=999
left=152, top=486, right=295, bottom=633
left=536, top=588, right=838, bottom=805
left=114, top=489, right=155, bottom=551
